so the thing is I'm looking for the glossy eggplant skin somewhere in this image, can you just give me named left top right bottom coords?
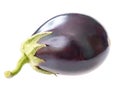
left=33, top=13, right=109, bottom=74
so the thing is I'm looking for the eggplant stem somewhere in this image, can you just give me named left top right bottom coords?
left=4, top=54, right=29, bottom=78
left=4, top=31, right=53, bottom=78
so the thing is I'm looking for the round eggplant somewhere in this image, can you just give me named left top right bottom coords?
left=4, top=13, right=109, bottom=78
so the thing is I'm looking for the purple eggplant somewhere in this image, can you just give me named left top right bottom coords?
left=5, top=13, right=109, bottom=78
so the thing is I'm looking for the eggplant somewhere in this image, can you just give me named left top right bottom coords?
left=5, top=13, right=109, bottom=78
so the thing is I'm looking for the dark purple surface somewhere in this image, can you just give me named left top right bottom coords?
left=33, top=13, right=109, bottom=74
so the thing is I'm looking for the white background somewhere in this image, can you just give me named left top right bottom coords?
left=0, top=0, right=119, bottom=90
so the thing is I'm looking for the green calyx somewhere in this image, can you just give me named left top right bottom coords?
left=4, top=32, right=53, bottom=78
